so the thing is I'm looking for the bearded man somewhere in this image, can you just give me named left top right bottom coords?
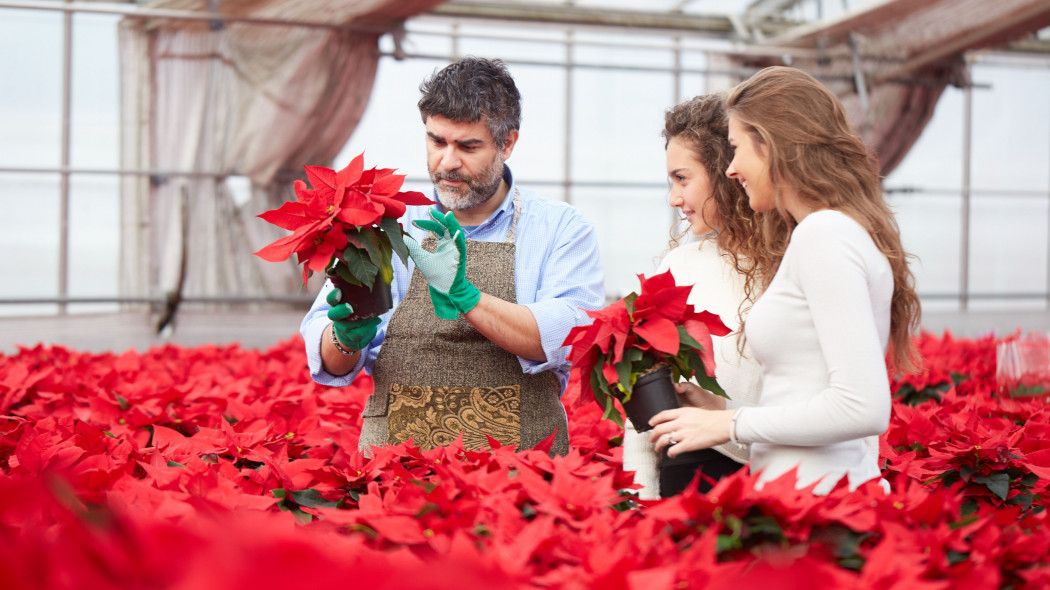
left=301, top=57, right=605, bottom=456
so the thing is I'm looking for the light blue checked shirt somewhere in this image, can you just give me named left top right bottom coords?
left=301, top=166, right=605, bottom=392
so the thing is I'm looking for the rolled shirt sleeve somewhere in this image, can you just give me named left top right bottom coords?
left=519, top=204, right=605, bottom=384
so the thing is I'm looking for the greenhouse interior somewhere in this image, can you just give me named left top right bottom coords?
left=3, top=0, right=1050, bottom=587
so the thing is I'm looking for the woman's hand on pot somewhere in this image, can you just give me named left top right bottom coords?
left=648, top=408, right=733, bottom=458
left=674, top=382, right=727, bottom=411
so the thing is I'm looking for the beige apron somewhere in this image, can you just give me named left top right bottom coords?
left=359, top=190, right=569, bottom=456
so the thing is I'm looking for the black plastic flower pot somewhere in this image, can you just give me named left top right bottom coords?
left=325, top=269, right=393, bottom=321
left=619, top=364, right=680, bottom=433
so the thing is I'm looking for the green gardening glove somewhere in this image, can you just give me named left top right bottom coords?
left=404, top=209, right=481, bottom=319
left=402, top=231, right=458, bottom=319
left=326, top=288, right=381, bottom=351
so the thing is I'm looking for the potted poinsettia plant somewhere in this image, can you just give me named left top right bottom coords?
left=563, top=270, right=731, bottom=429
left=254, top=152, right=434, bottom=319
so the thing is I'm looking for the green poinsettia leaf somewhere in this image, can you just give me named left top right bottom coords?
left=1012, top=383, right=1048, bottom=397
left=601, top=396, right=622, bottom=425
left=590, top=370, right=606, bottom=403
left=589, top=354, right=624, bottom=427
left=974, top=472, right=1010, bottom=501
left=289, top=488, right=340, bottom=508
left=347, top=228, right=385, bottom=269
left=591, top=352, right=611, bottom=395
left=624, top=292, right=638, bottom=316
left=624, top=347, right=644, bottom=364
left=682, top=348, right=703, bottom=379
left=375, top=232, right=395, bottom=284
left=340, top=242, right=379, bottom=286
left=380, top=216, right=410, bottom=267
left=667, top=355, right=689, bottom=382
left=614, top=359, right=634, bottom=398
left=696, top=373, right=727, bottom=399
left=332, top=265, right=357, bottom=287
left=677, top=325, right=704, bottom=351
left=599, top=392, right=624, bottom=428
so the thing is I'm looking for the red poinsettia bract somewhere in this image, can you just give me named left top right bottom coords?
left=563, top=270, right=730, bottom=424
left=253, top=152, right=432, bottom=286
left=3, top=331, right=1050, bottom=588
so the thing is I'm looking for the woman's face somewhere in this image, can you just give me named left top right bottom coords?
left=666, top=137, right=716, bottom=237
left=726, top=115, right=774, bottom=213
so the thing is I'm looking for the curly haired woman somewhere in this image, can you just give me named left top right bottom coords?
left=649, top=67, right=921, bottom=495
left=623, top=93, right=774, bottom=498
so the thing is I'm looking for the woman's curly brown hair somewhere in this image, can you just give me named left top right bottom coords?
left=662, top=93, right=786, bottom=321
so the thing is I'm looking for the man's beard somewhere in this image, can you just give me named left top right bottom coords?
left=430, top=154, right=505, bottom=211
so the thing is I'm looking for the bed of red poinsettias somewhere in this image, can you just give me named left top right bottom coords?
left=2, top=331, right=1049, bottom=589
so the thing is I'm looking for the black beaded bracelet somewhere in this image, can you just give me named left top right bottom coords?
left=330, top=325, right=356, bottom=356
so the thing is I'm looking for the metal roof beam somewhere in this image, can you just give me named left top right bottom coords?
left=746, top=0, right=806, bottom=22
left=429, top=0, right=793, bottom=37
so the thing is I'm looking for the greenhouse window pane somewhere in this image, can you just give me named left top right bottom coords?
left=335, top=56, right=449, bottom=180
left=968, top=194, right=1049, bottom=297
left=457, top=27, right=568, bottom=63
left=921, top=298, right=962, bottom=314
left=885, top=88, right=964, bottom=191
left=571, top=185, right=675, bottom=301
left=71, top=14, right=121, bottom=170
left=570, top=69, right=672, bottom=183
left=0, top=173, right=60, bottom=316
left=383, top=25, right=453, bottom=56
left=968, top=298, right=1048, bottom=312
left=573, top=32, right=674, bottom=69
left=505, top=64, right=567, bottom=183
left=890, top=192, right=963, bottom=297
left=69, top=175, right=120, bottom=310
left=970, top=61, right=1050, bottom=193
left=0, top=10, right=63, bottom=168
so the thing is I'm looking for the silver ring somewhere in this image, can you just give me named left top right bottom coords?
left=667, top=434, right=678, bottom=445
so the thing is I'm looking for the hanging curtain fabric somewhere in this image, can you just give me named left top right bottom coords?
left=117, top=0, right=446, bottom=329
left=708, top=0, right=1050, bottom=176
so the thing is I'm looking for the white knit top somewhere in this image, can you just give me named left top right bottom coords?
left=737, top=210, right=892, bottom=494
left=623, top=238, right=763, bottom=498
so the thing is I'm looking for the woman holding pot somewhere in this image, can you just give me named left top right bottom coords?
left=649, top=67, right=921, bottom=495
left=623, top=93, right=776, bottom=499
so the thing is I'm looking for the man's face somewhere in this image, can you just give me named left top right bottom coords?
left=425, top=115, right=515, bottom=211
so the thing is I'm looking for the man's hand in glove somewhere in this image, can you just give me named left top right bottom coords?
left=326, top=288, right=381, bottom=351
left=404, top=209, right=481, bottom=319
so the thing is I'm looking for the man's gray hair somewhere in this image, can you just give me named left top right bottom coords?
left=418, top=56, right=522, bottom=149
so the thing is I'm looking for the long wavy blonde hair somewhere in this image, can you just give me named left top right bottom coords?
left=725, top=66, right=921, bottom=371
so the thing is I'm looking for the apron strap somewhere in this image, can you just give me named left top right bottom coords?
left=505, top=188, right=522, bottom=245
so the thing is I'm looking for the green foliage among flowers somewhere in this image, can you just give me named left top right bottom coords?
left=2, top=331, right=1050, bottom=588
left=563, top=270, right=732, bottom=427
left=253, top=152, right=434, bottom=287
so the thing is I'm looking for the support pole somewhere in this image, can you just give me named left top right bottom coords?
left=58, top=0, right=73, bottom=315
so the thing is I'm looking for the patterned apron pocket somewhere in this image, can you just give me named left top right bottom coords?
left=386, top=384, right=521, bottom=450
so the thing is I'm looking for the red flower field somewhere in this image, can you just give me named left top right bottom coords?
left=1, top=331, right=1048, bottom=589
